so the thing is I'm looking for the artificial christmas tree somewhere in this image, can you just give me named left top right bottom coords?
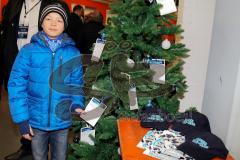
left=68, top=0, right=189, bottom=159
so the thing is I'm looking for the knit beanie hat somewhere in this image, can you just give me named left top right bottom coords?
left=39, top=3, right=68, bottom=29
left=172, top=111, right=211, bottom=136
left=139, top=107, right=169, bottom=130
left=177, top=131, right=229, bottom=160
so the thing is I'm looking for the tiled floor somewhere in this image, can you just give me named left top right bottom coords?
left=0, top=88, right=21, bottom=159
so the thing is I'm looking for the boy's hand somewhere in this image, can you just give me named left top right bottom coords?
left=75, top=108, right=86, bottom=115
left=22, top=126, right=34, bottom=140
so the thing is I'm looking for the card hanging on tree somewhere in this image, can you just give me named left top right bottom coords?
left=149, top=0, right=154, bottom=3
left=80, top=97, right=107, bottom=127
left=80, top=126, right=95, bottom=145
left=147, top=59, right=165, bottom=84
left=156, top=0, right=177, bottom=15
left=128, top=83, right=139, bottom=110
left=91, top=38, right=106, bottom=62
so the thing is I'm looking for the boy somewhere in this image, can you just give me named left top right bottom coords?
left=8, top=3, right=85, bottom=160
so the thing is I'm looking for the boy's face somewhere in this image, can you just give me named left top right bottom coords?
left=41, top=12, right=65, bottom=39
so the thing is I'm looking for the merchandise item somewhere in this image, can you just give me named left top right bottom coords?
left=172, top=111, right=211, bottom=135
left=139, top=107, right=169, bottom=130
left=137, top=129, right=194, bottom=160
left=177, top=131, right=228, bottom=160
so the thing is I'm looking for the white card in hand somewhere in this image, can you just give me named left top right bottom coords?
left=80, top=97, right=107, bottom=127
left=156, top=0, right=177, bottom=15
left=80, top=127, right=95, bottom=145
left=91, top=38, right=106, bottom=62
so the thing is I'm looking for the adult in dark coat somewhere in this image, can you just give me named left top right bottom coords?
left=80, top=10, right=105, bottom=54
left=0, top=22, right=3, bottom=100
left=1, top=0, right=69, bottom=159
left=0, top=5, right=7, bottom=99
left=68, top=5, right=84, bottom=50
left=1, top=0, right=54, bottom=90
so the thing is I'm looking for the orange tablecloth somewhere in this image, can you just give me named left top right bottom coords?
left=117, top=119, right=234, bottom=160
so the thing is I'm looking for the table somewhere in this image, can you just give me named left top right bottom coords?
left=117, top=119, right=234, bottom=160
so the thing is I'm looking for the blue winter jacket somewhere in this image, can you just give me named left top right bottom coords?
left=8, top=32, right=84, bottom=132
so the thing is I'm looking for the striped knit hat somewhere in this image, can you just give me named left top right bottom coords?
left=39, top=3, right=68, bottom=29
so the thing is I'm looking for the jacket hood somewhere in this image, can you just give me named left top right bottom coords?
left=31, top=31, right=75, bottom=49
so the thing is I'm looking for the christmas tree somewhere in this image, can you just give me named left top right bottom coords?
left=68, top=0, right=189, bottom=159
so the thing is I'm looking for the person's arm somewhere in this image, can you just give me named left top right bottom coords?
left=8, top=47, right=31, bottom=135
left=69, top=52, right=85, bottom=113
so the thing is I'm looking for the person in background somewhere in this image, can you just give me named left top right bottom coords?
left=1, top=0, right=69, bottom=159
left=74, top=4, right=84, bottom=23
left=8, top=2, right=85, bottom=160
left=0, top=5, right=5, bottom=100
left=80, top=10, right=105, bottom=54
left=68, top=5, right=84, bottom=50
left=0, top=21, right=3, bottom=101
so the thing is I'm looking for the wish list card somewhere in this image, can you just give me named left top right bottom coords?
left=156, top=0, right=177, bottom=15
left=148, top=59, right=165, bottom=84
left=80, top=97, right=107, bottom=127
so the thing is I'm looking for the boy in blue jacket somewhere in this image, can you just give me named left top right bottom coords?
left=8, top=3, right=85, bottom=160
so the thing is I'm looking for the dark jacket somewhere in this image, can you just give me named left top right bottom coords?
left=0, top=22, right=3, bottom=89
left=1, top=0, right=57, bottom=88
left=8, top=32, right=84, bottom=131
left=80, top=21, right=104, bottom=54
left=67, top=12, right=83, bottom=50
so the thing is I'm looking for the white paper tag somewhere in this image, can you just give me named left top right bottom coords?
left=80, top=97, right=107, bottom=127
left=147, top=59, right=165, bottom=84
left=143, top=149, right=179, bottom=160
left=149, top=0, right=154, bottom=3
left=91, top=38, right=106, bottom=62
left=80, top=127, right=95, bottom=145
left=128, top=86, right=138, bottom=110
left=156, top=0, right=177, bottom=15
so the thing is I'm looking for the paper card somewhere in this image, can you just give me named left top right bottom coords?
left=80, top=97, right=107, bottom=127
left=148, top=59, right=165, bottom=84
left=137, top=130, right=162, bottom=149
left=143, top=149, right=179, bottom=160
left=80, top=127, right=95, bottom=145
left=139, top=129, right=194, bottom=160
left=137, top=132, right=156, bottom=149
left=144, top=148, right=193, bottom=160
left=91, top=38, right=106, bottom=62
left=150, top=139, right=184, bottom=158
left=156, top=0, right=177, bottom=15
left=128, top=86, right=139, bottom=110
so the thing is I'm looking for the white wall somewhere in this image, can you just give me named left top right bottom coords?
left=225, top=63, right=240, bottom=159
left=202, top=0, right=240, bottom=158
left=179, top=0, right=216, bottom=112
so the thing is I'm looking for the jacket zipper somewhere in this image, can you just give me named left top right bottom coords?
left=59, top=55, right=62, bottom=76
left=48, top=52, right=55, bottom=128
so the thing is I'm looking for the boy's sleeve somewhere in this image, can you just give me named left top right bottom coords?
left=8, top=47, right=30, bottom=128
left=69, top=54, right=85, bottom=112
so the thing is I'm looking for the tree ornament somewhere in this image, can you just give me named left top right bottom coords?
left=144, top=0, right=154, bottom=5
left=73, top=136, right=80, bottom=143
left=162, top=39, right=171, bottom=50
left=92, top=84, right=99, bottom=90
left=146, top=99, right=154, bottom=108
left=118, top=147, right=121, bottom=155
left=127, top=58, right=135, bottom=68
